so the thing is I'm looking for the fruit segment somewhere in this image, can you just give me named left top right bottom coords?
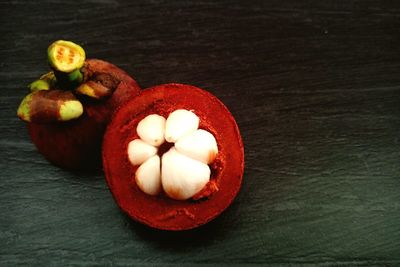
left=175, top=129, right=218, bottom=164
left=136, top=114, right=166, bottom=146
left=127, top=139, right=158, bottom=166
left=165, top=109, right=199, bottom=143
left=161, top=148, right=210, bottom=200
left=135, top=155, right=161, bottom=196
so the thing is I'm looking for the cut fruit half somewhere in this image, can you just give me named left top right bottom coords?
left=103, top=83, right=244, bottom=230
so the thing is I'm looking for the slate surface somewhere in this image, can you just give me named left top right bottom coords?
left=1, top=1, right=399, bottom=265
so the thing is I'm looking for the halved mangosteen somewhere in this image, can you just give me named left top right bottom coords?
left=102, top=83, right=244, bottom=230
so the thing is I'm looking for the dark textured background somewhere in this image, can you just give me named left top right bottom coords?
left=1, top=0, right=399, bottom=265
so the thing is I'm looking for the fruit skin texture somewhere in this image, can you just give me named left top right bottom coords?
left=102, top=83, right=244, bottom=230
left=28, top=59, right=141, bottom=171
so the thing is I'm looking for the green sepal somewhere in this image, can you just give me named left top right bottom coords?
left=29, top=79, right=51, bottom=92
left=75, top=80, right=112, bottom=100
left=54, top=69, right=84, bottom=90
left=17, top=93, right=34, bottom=122
left=17, top=90, right=84, bottom=123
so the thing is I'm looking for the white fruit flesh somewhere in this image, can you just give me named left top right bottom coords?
left=126, top=109, right=219, bottom=200
left=127, top=139, right=158, bottom=166
left=137, top=114, right=166, bottom=146
left=161, top=148, right=210, bottom=200
left=165, top=109, right=199, bottom=143
left=175, top=129, right=218, bottom=164
left=135, top=155, right=161, bottom=196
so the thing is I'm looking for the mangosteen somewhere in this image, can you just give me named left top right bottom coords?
left=102, top=83, right=244, bottom=230
left=17, top=40, right=141, bottom=171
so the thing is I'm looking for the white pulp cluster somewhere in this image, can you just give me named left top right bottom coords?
left=127, top=109, right=218, bottom=200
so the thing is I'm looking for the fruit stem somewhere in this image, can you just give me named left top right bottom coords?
left=47, top=40, right=86, bottom=90
left=54, top=69, right=83, bottom=90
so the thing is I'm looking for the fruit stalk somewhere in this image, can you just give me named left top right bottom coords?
left=47, top=40, right=86, bottom=89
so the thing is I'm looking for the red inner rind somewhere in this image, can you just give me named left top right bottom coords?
left=28, top=59, right=141, bottom=171
left=102, top=83, right=244, bottom=230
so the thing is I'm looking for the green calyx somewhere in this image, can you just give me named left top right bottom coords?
left=29, top=72, right=58, bottom=92
left=17, top=90, right=83, bottom=123
left=59, top=100, right=84, bottom=121
left=40, top=71, right=57, bottom=86
left=29, top=79, right=50, bottom=92
left=66, top=68, right=83, bottom=84
left=75, top=81, right=113, bottom=100
left=18, top=40, right=90, bottom=124
left=40, top=71, right=56, bottom=81
left=48, top=40, right=86, bottom=73
left=17, top=93, right=33, bottom=122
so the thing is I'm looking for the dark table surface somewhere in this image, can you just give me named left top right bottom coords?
left=1, top=1, right=399, bottom=265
